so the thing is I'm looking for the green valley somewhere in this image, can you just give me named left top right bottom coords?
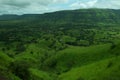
left=0, top=9, right=120, bottom=80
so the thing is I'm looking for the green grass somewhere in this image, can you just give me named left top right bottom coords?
left=0, top=42, right=120, bottom=80
left=29, top=68, right=52, bottom=80
left=0, top=51, right=13, bottom=66
left=58, top=56, right=120, bottom=80
left=43, top=44, right=115, bottom=73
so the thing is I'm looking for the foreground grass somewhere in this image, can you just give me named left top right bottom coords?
left=59, top=56, right=120, bottom=80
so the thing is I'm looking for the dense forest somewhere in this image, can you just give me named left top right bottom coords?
left=0, top=9, right=120, bottom=80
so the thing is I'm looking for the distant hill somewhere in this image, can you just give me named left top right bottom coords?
left=0, top=9, right=120, bottom=25
left=0, top=14, right=19, bottom=20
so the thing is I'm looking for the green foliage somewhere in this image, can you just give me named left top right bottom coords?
left=58, top=56, right=120, bottom=80
left=29, top=68, right=52, bottom=80
left=43, top=44, right=114, bottom=73
left=0, top=9, right=120, bottom=80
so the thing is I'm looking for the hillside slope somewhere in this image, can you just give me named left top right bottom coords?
left=0, top=9, right=120, bottom=80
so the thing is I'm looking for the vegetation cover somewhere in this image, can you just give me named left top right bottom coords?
left=0, top=9, right=120, bottom=80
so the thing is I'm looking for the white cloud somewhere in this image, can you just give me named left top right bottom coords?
left=53, top=0, right=68, bottom=3
left=70, top=0, right=120, bottom=9
left=94, top=0, right=120, bottom=9
left=70, top=0, right=98, bottom=9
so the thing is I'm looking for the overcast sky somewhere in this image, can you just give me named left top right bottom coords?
left=0, top=0, right=120, bottom=14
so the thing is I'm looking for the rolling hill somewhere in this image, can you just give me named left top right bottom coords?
left=0, top=9, right=120, bottom=80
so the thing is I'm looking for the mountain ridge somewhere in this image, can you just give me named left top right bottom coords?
left=0, top=9, right=120, bottom=22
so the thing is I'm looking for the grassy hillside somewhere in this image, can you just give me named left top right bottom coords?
left=0, top=9, right=120, bottom=80
left=59, top=56, right=120, bottom=80
left=0, top=42, right=120, bottom=80
left=43, top=44, right=112, bottom=72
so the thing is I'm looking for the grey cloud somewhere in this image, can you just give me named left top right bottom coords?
left=0, top=0, right=68, bottom=14
left=0, top=0, right=30, bottom=8
left=0, top=0, right=67, bottom=7
left=0, top=0, right=56, bottom=14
